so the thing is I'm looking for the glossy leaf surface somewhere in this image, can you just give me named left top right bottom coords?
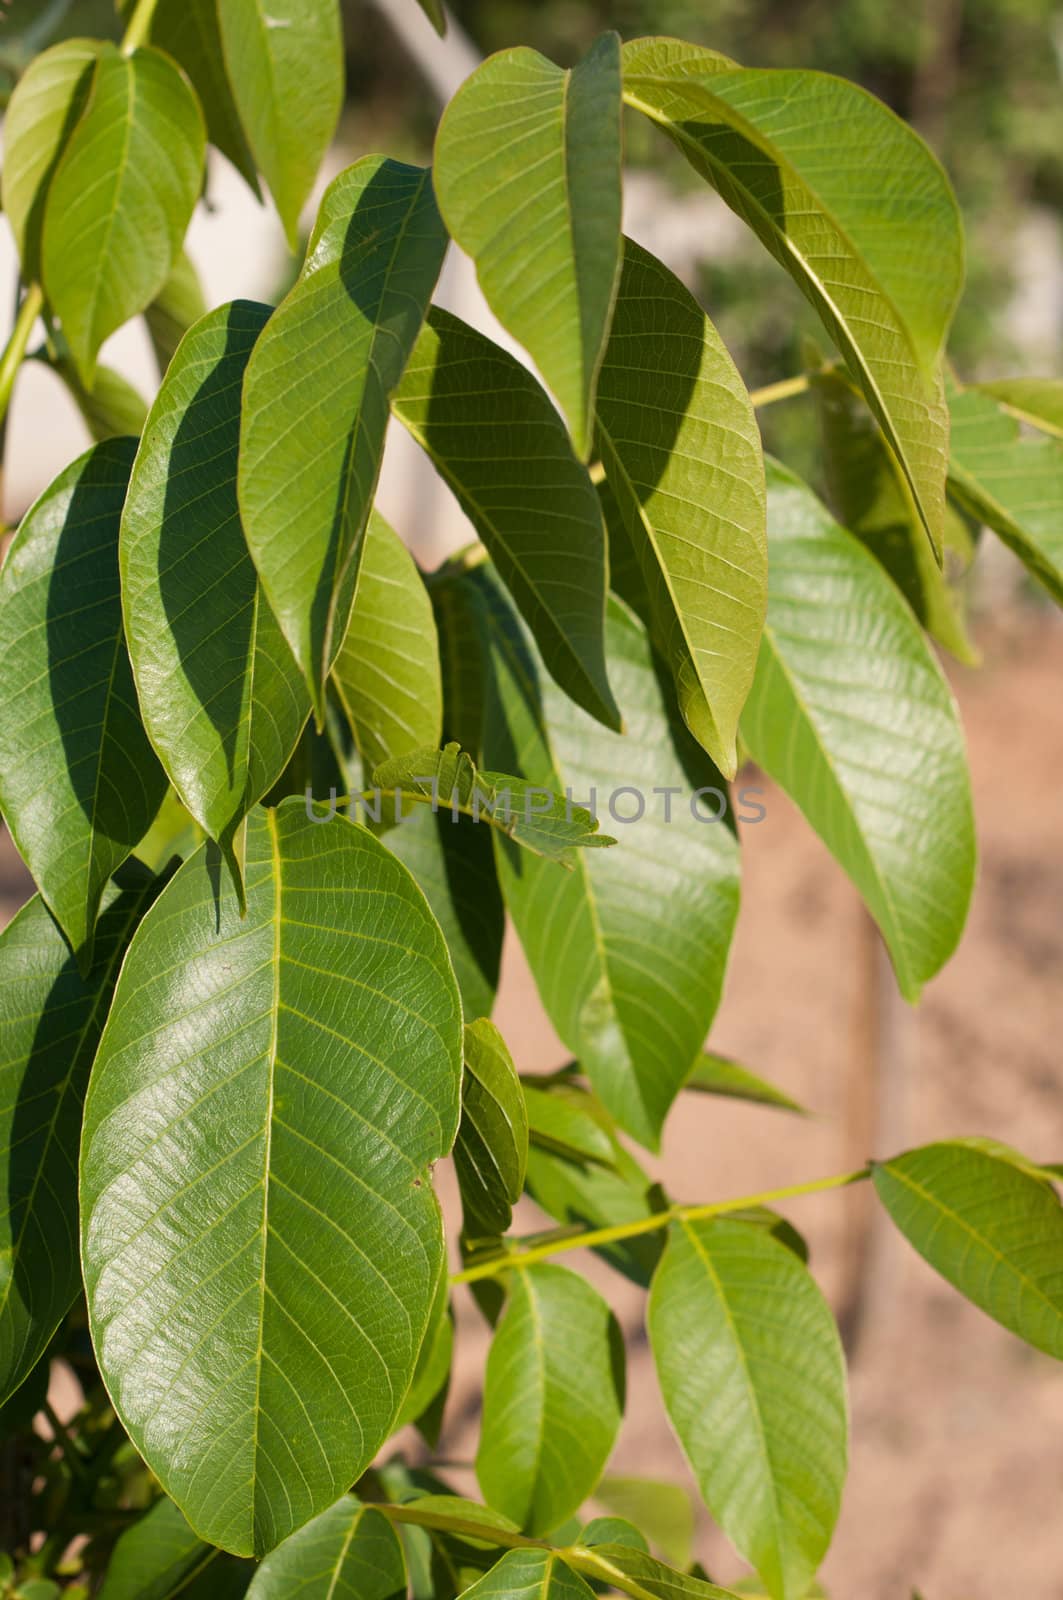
left=0, top=440, right=166, bottom=958
left=240, top=157, right=448, bottom=714
left=393, top=311, right=619, bottom=730
left=622, top=36, right=961, bottom=557
left=434, top=34, right=623, bottom=457
left=477, top=1264, right=623, bottom=1532
left=740, top=460, right=975, bottom=1002
left=596, top=240, right=766, bottom=777
left=649, top=1216, right=848, bottom=1600
left=80, top=802, right=463, bottom=1555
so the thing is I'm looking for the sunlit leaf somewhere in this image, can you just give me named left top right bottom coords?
left=973, top=376, right=1063, bottom=440
left=80, top=801, right=463, bottom=1555
left=247, top=1499, right=406, bottom=1599
left=592, top=1478, right=695, bottom=1570
left=150, top=0, right=260, bottom=195
left=434, top=33, right=622, bottom=457
left=458, top=1550, right=596, bottom=1600
left=684, top=1054, right=805, bottom=1114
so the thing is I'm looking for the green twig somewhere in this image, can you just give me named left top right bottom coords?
left=450, top=1166, right=871, bottom=1285
left=749, top=373, right=811, bottom=408
left=121, top=0, right=160, bottom=52
left=0, top=282, right=43, bottom=438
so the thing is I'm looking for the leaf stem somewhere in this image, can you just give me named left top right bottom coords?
left=121, top=0, right=160, bottom=53
left=749, top=373, right=810, bottom=408
left=374, top=1500, right=548, bottom=1551
left=0, top=282, right=44, bottom=436
left=42, top=1398, right=88, bottom=1483
left=450, top=1166, right=871, bottom=1284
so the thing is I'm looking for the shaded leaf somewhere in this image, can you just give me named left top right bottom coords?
left=973, top=376, right=1063, bottom=440
left=684, top=1054, right=805, bottom=1114
left=247, top=1499, right=406, bottom=1599
left=80, top=801, right=463, bottom=1555
left=99, top=1493, right=251, bottom=1600
left=240, top=157, right=448, bottom=716
left=814, top=368, right=976, bottom=663
left=41, top=44, right=205, bottom=383
left=121, top=299, right=308, bottom=899
left=477, top=1263, right=623, bottom=1534
left=740, top=460, right=975, bottom=1002
left=596, top=240, right=766, bottom=778
left=150, top=0, right=260, bottom=195
left=648, top=1216, right=847, bottom=1600
left=394, top=1272, right=453, bottom=1443
left=622, top=35, right=961, bottom=557
left=331, top=512, right=442, bottom=772
left=0, top=439, right=167, bottom=959
left=592, top=1478, right=695, bottom=1570
left=384, top=808, right=503, bottom=1022
left=456, top=1019, right=529, bottom=1239
left=946, top=382, right=1063, bottom=606
left=434, top=34, right=622, bottom=457
left=0, top=36, right=101, bottom=281
left=0, top=864, right=160, bottom=1407
left=393, top=310, right=619, bottom=730
left=872, top=1140, right=1063, bottom=1359
left=371, top=743, right=614, bottom=863
left=522, top=1083, right=617, bottom=1168
left=42, top=352, right=148, bottom=442
left=145, top=249, right=208, bottom=380
left=457, top=1550, right=596, bottom=1600
left=479, top=570, right=740, bottom=1149
left=569, top=1544, right=740, bottom=1600
left=580, top=1517, right=649, bottom=1553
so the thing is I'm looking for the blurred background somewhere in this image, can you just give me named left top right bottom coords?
left=2, top=2, right=1063, bottom=1596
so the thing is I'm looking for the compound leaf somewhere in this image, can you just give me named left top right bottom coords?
left=622, top=36, right=961, bottom=558
left=477, top=1264, right=624, bottom=1534
left=122, top=300, right=309, bottom=901
left=80, top=801, right=463, bottom=1556
left=648, top=1216, right=848, bottom=1600
left=433, top=33, right=622, bottom=457
left=596, top=240, right=766, bottom=778
left=41, top=44, right=205, bottom=384
left=0, top=864, right=160, bottom=1408
left=392, top=310, right=619, bottom=731
left=0, top=440, right=167, bottom=960
left=740, top=460, right=975, bottom=1002
left=247, top=1499, right=406, bottom=1600
left=456, top=1019, right=528, bottom=1239
left=218, top=0, right=343, bottom=245
left=331, top=512, right=442, bottom=772
left=240, top=157, right=448, bottom=718
left=872, top=1140, right=1063, bottom=1358
left=478, top=569, right=740, bottom=1149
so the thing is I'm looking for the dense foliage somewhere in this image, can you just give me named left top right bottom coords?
left=1, top=2, right=1062, bottom=1597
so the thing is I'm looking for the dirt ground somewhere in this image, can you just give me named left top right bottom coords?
left=5, top=613, right=1062, bottom=1600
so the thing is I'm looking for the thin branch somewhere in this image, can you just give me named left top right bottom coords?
left=0, top=282, right=43, bottom=437
left=749, top=373, right=811, bottom=408
left=121, top=0, right=160, bottom=53
left=450, top=1166, right=871, bottom=1285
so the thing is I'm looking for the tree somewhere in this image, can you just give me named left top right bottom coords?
left=0, top=2, right=1061, bottom=1596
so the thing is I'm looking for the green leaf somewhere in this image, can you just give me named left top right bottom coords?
left=684, top=1054, right=805, bottom=1114
left=0, top=440, right=167, bottom=959
left=240, top=157, right=448, bottom=717
left=121, top=300, right=309, bottom=900
left=80, top=801, right=463, bottom=1556
left=433, top=554, right=492, bottom=759
left=414, top=0, right=447, bottom=33
left=871, top=1140, right=1063, bottom=1359
left=592, top=1478, right=694, bottom=1570
left=813, top=368, right=977, bottom=663
left=0, top=864, right=160, bottom=1408
left=40, top=44, right=205, bottom=384
left=477, top=1263, right=623, bottom=1534
left=479, top=571, right=740, bottom=1149
left=648, top=1216, right=848, bottom=1600
left=218, top=0, right=343, bottom=247
left=42, top=353, right=148, bottom=442
left=622, top=36, right=962, bottom=558
left=433, top=33, right=622, bottom=458
left=579, top=1517, right=649, bottom=1553
left=0, top=36, right=101, bottom=281
left=569, top=1544, right=740, bottom=1600
left=145, top=249, right=209, bottom=380
left=392, top=310, right=619, bottom=731
left=456, top=1019, right=529, bottom=1239
left=370, top=743, right=614, bottom=863
left=522, top=1083, right=616, bottom=1168
left=946, top=382, right=1063, bottom=606
left=98, top=1493, right=250, bottom=1600
left=247, top=1499, right=406, bottom=1599
left=739, top=460, right=975, bottom=1003
left=331, top=512, right=442, bottom=772
left=457, top=1551, right=596, bottom=1600
left=150, top=0, right=260, bottom=196
left=383, top=808, right=503, bottom=1022
left=595, top=239, right=766, bottom=778
left=394, top=1273, right=453, bottom=1442
left=973, top=376, right=1063, bottom=440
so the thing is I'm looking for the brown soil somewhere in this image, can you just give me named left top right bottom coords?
left=6, top=615, right=1062, bottom=1600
